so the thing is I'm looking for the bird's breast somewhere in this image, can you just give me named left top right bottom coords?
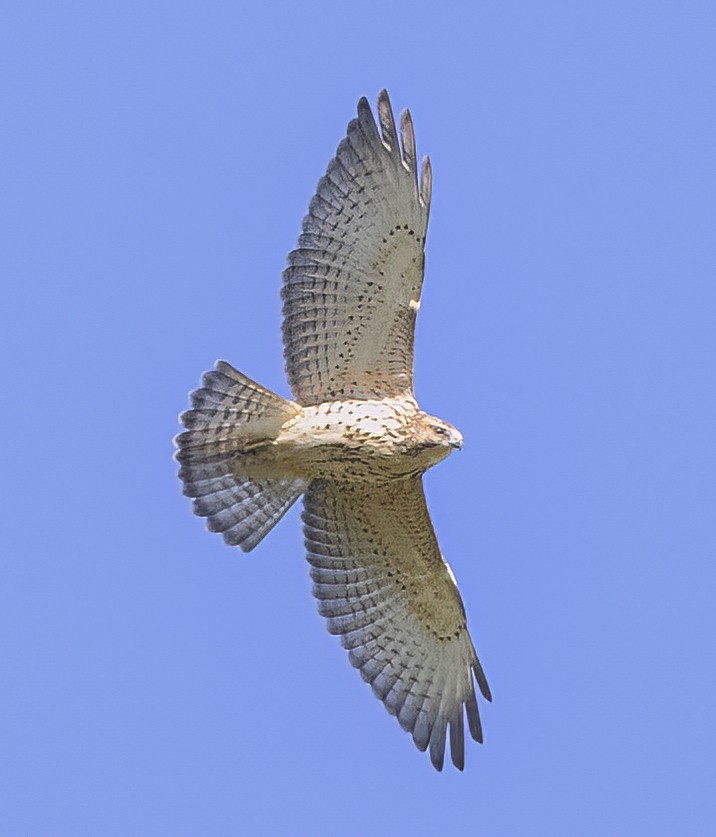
left=268, top=397, right=434, bottom=482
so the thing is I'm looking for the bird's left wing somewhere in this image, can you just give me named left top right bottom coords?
left=282, top=91, right=432, bottom=405
left=303, top=476, right=491, bottom=771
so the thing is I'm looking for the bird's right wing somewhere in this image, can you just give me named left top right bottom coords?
left=282, top=91, right=432, bottom=406
left=303, top=476, right=491, bottom=771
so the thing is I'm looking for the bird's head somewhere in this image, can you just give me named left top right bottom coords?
left=416, top=413, right=463, bottom=464
left=428, top=417, right=463, bottom=450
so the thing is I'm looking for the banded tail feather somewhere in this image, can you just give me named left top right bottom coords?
left=175, top=361, right=306, bottom=551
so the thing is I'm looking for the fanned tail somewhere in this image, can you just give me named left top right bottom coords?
left=175, top=361, right=306, bottom=551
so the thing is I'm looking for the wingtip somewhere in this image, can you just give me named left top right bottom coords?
left=376, top=89, right=398, bottom=154
left=400, top=108, right=417, bottom=174
left=356, top=95, right=371, bottom=118
left=420, top=155, right=432, bottom=209
left=430, top=752, right=446, bottom=772
left=474, top=660, right=492, bottom=702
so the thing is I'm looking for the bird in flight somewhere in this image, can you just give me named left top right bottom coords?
left=175, top=90, right=491, bottom=771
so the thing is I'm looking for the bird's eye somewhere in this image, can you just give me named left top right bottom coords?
left=434, top=425, right=448, bottom=436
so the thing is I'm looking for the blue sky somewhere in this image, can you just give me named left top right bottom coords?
left=2, top=2, right=715, bottom=834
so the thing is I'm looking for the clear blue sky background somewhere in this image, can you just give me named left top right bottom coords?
left=2, top=3, right=715, bottom=835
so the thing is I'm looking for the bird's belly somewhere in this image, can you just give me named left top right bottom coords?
left=293, top=440, right=427, bottom=482
left=238, top=437, right=421, bottom=483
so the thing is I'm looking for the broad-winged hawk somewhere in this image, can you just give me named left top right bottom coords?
left=176, top=91, right=491, bottom=771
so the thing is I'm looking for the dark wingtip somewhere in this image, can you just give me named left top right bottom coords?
left=420, top=155, right=432, bottom=210
left=376, top=89, right=398, bottom=155
left=400, top=108, right=417, bottom=176
left=377, top=88, right=391, bottom=111
left=356, top=95, right=380, bottom=142
left=474, top=660, right=492, bottom=702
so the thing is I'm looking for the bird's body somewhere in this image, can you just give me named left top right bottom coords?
left=219, top=393, right=459, bottom=483
left=176, top=91, right=490, bottom=771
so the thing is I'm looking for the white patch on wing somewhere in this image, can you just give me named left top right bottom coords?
left=442, top=555, right=459, bottom=589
